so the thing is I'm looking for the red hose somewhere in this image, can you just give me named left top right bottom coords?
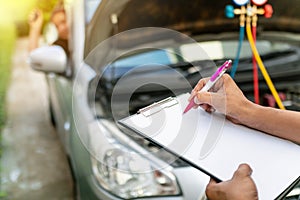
left=252, top=25, right=260, bottom=104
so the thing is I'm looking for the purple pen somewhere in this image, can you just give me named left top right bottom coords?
left=183, top=60, right=232, bottom=114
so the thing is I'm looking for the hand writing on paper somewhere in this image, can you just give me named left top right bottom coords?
left=191, top=74, right=300, bottom=144
left=189, top=74, right=250, bottom=125
left=205, top=164, right=258, bottom=200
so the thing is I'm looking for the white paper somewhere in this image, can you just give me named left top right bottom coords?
left=120, top=93, right=300, bottom=200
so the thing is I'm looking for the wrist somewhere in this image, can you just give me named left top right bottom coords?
left=29, top=29, right=41, bottom=37
left=29, top=25, right=42, bottom=33
left=238, top=100, right=261, bottom=127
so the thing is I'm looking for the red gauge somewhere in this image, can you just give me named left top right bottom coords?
left=264, top=4, right=273, bottom=18
left=252, top=0, right=268, bottom=6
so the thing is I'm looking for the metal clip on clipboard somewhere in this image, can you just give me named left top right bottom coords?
left=137, top=97, right=178, bottom=117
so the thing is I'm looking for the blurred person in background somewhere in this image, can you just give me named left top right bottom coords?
left=28, top=5, right=69, bottom=55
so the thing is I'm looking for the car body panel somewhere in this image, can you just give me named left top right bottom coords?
left=48, top=74, right=73, bottom=154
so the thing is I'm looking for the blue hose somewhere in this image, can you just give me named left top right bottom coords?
left=230, top=26, right=244, bottom=78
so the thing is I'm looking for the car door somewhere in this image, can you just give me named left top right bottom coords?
left=47, top=73, right=73, bottom=154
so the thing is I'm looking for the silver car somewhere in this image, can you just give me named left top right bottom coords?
left=29, top=0, right=300, bottom=199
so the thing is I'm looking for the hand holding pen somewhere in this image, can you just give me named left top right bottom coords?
left=184, top=60, right=232, bottom=114
left=184, top=60, right=253, bottom=124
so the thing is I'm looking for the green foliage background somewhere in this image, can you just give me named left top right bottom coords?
left=0, top=22, right=16, bottom=198
left=0, top=0, right=59, bottom=131
left=0, top=0, right=59, bottom=140
left=0, top=0, right=59, bottom=197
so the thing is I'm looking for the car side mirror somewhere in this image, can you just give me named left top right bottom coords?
left=29, top=45, right=67, bottom=73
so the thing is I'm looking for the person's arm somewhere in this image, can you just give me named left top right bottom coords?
left=28, top=9, right=43, bottom=52
left=240, top=102, right=300, bottom=144
left=189, top=74, right=300, bottom=144
left=205, top=164, right=258, bottom=200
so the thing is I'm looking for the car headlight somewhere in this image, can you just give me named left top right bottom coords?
left=91, top=147, right=181, bottom=199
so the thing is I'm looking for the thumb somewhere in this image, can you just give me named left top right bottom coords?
left=208, top=177, right=218, bottom=186
left=232, top=164, right=253, bottom=180
left=205, top=178, right=219, bottom=199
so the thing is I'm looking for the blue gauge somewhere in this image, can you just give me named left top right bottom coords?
left=232, top=0, right=249, bottom=6
left=252, top=0, right=267, bottom=6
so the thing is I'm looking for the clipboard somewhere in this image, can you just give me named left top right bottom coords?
left=118, top=93, right=300, bottom=200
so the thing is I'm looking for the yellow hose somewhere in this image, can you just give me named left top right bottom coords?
left=246, top=22, right=285, bottom=110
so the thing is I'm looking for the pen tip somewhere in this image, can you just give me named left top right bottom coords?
left=182, top=109, right=187, bottom=114
left=183, top=105, right=190, bottom=114
left=183, top=101, right=194, bottom=114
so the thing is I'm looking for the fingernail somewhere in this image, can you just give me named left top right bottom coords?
left=193, top=96, right=200, bottom=104
left=209, top=108, right=216, bottom=113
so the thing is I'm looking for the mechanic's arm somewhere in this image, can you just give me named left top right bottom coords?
left=189, top=74, right=300, bottom=144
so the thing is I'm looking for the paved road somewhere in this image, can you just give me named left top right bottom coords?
left=0, top=38, right=74, bottom=199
